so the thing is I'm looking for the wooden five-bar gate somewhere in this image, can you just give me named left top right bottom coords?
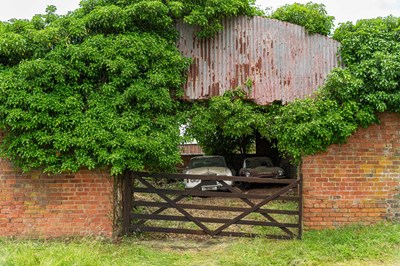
left=123, top=172, right=302, bottom=239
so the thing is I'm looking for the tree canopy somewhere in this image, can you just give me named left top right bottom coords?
left=269, top=2, right=334, bottom=36
left=0, top=0, right=260, bottom=175
left=186, top=85, right=267, bottom=156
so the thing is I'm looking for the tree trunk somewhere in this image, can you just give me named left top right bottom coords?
left=112, top=173, right=124, bottom=237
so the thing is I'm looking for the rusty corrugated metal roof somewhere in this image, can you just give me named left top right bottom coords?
left=177, top=16, right=341, bottom=105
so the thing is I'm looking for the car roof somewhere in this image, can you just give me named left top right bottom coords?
left=244, top=157, right=272, bottom=161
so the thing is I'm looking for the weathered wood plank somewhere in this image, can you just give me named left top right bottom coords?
left=221, top=181, right=297, bottom=237
left=132, top=187, right=299, bottom=201
left=133, top=201, right=299, bottom=215
left=132, top=214, right=299, bottom=228
left=134, top=171, right=297, bottom=184
left=124, top=171, right=303, bottom=239
left=130, top=225, right=293, bottom=239
left=212, top=179, right=300, bottom=235
left=122, top=173, right=133, bottom=235
left=136, top=176, right=214, bottom=236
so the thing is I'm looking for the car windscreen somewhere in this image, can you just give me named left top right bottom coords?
left=188, top=157, right=226, bottom=169
left=244, top=158, right=273, bottom=168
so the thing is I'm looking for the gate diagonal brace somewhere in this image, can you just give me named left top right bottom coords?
left=219, top=180, right=296, bottom=237
left=135, top=176, right=214, bottom=236
left=213, top=179, right=300, bottom=236
left=133, top=176, right=205, bottom=226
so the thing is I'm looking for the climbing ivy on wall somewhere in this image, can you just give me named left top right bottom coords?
left=1, top=0, right=399, bottom=172
left=188, top=14, right=400, bottom=162
left=0, top=0, right=260, bottom=175
left=267, top=16, right=400, bottom=162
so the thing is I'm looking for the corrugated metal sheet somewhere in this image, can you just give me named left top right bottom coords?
left=176, top=16, right=341, bottom=105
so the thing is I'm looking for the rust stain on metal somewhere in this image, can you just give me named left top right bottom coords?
left=176, top=16, right=341, bottom=105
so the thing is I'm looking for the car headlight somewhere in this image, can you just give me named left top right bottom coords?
left=278, top=170, right=284, bottom=176
left=244, top=171, right=251, bottom=177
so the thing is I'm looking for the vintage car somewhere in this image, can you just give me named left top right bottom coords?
left=239, top=157, right=285, bottom=178
left=183, top=155, right=233, bottom=191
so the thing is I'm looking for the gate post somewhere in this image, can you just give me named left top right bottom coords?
left=122, top=172, right=133, bottom=235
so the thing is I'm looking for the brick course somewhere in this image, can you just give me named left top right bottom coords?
left=302, top=112, right=400, bottom=229
left=0, top=157, right=114, bottom=238
left=179, top=144, right=204, bottom=155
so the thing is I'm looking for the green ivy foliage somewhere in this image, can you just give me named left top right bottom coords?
left=187, top=86, right=267, bottom=155
left=265, top=16, right=400, bottom=161
left=0, top=33, right=189, bottom=175
left=177, top=0, right=263, bottom=37
left=333, top=16, right=400, bottom=113
left=78, top=0, right=261, bottom=37
left=0, top=0, right=259, bottom=175
left=189, top=15, right=400, bottom=163
left=3, top=0, right=398, bottom=174
left=270, top=2, right=334, bottom=36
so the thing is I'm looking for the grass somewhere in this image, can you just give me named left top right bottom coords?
left=0, top=222, right=399, bottom=266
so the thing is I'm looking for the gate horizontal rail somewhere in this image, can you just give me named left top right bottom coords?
left=123, top=172, right=303, bottom=239
left=134, top=172, right=297, bottom=184
left=132, top=187, right=299, bottom=200
left=133, top=201, right=299, bottom=215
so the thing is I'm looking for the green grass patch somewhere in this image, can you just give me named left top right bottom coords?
left=0, top=222, right=399, bottom=266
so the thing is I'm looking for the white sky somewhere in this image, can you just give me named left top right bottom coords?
left=257, top=0, right=400, bottom=25
left=0, top=0, right=399, bottom=25
left=0, top=0, right=81, bottom=21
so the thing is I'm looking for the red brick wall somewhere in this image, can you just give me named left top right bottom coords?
left=0, top=158, right=114, bottom=238
left=179, top=144, right=204, bottom=155
left=302, top=112, right=400, bottom=229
